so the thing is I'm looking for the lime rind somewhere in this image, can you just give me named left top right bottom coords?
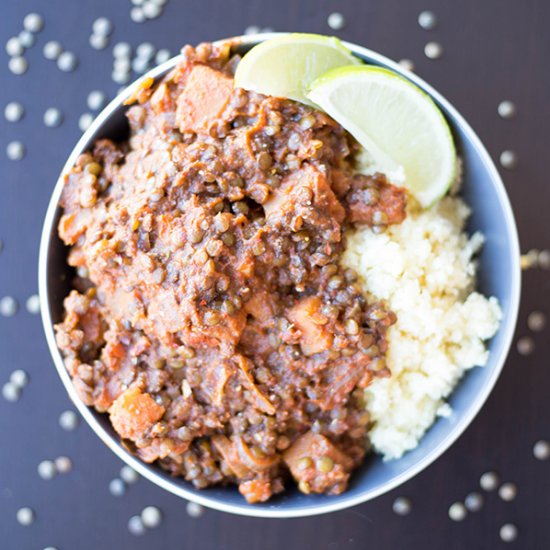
left=234, top=34, right=361, bottom=106
left=307, top=65, right=457, bottom=207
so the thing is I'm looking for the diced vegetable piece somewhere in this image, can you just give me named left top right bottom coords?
left=244, top=290, right=274, bottom=323
left=211, top=435, right=252, bottom=479
left=235, top=436, right=279, bottom=472
left=288, top=296, right=333, bottom=356
left=239, top=478, right=273, bottom=504
left=176, top=65, right=233, bottom=133
left=283, top=431, right=353, bottom=494
left=264, top=164, right=345, bottom=225
left=109, top=386, right=165, bottom=440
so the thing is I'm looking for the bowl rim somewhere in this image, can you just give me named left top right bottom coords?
left=38, top=32, right=521, bottom=518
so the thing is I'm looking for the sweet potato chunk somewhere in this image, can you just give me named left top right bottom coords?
left=176, top=65, right=233, bottom=133
left=264, top=164, right=345, bottom=225
left=244, top=290, right=274, bottom=323
left=109, top=386, right=165, bottom=440
left=288, top=296, right=333, bottom=356
left=211, top=435, right=252, bottom=479
left=283, top=431, right=353, bottom=495
left=239, top=478, right=273, bottom=504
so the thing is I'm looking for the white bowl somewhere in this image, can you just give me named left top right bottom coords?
left=39, top=33, right=521, bottom=517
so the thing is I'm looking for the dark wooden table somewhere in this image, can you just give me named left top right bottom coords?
left=1, top=0, right=548, bottom=548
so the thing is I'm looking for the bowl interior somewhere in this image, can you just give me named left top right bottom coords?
left=40, top=35, right=520, bottom=517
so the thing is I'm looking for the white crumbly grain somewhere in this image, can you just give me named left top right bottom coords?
left=343, top=194, right=501, bottom=460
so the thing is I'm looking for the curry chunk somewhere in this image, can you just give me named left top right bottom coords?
left=346, top=174, right=407, bottom=226
left=109, top=386, right=165, bottom=441
left=283, top=432, right=353, bottom=495
left=239, top=478, right=273, bottom=504
left=288, top=296, right=333, bottom=356
left=176, top=64, right=233, bottom=133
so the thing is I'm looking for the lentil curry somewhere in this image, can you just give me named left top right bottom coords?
left=55, top=42, right=407, bottom=503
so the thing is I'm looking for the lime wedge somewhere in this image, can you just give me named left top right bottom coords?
left=307, top=65, right=456, bottom=207
left=234, top=34, right=361, bottom=106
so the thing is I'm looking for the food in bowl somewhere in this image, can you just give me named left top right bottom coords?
left=54, top=35, right=500, bottom=503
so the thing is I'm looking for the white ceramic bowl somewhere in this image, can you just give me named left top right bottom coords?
left=39, top=33, right=521, bottom=517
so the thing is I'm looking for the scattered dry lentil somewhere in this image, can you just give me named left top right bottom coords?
left=418, top=10, right=437, bottom=30
left=464, top=492, right=484, bottom=512
left=0, top=296, right=19, bottom=316
left=4, top=101, right=24, bottom=122
left=59, top=410, right=79, bottom=431
left=480, top=471, right=500, bottom=491
left=448, top=502, right=467, bottom=521
left=498, top=100, right=516, bottom=119
left=109, top=478, right=126, bottom=496
left=18, top=30, right=35, bottom=48
left=131, top=7, right=146, bottom=23
left=141, top=506, right=162, bottom=528
left=43, top=40, right=62, bottom=60
left=90, top=34, right=109, bottom=50
left=527, top=311, right=546, bottom=332
left=516, top=336, right=535, bottom=356
left=43, top=108, right=63, bottom=128
left=54, top=456, right=73, bottom=473
left=6, top=36, right=24, bottom=57
left=6, top=141, right=25, bottom=160
left=57, top=51, right=78, bottom=72
left=186, top=501, right=205, bottom=518
left=16, top=507, right=34, bottom=526
left=8, top=55, right=27, bottom=75
left=128, top=515, right=146, bottom=536
left=92, top=17, right=113, bottom=36
left=520, top=250, right=538, bottom=270
left=121, top=465, right=139, bottom=484
left=79, top=113, right=94, bottom=132
left=538, top=249, right=550, bottom=269
left=113, top=42, right=132, bottom=58
left=2, top=382, right=20, bottom=402
left=244, top=25, right=261, bottom=35
left=398, top=59, right=415, bottom=71
left=10, top=369, right=28, bottom=388
left=156, top=48, right=171, bottom=64
left=500, top=150, right=517, bottom=169
left=327, top=12, right=346, bottom=30
left=424, top=42, right=443, bottom=59
left=38, top=460, right=57, bottom=480
left=498, top=482, right=517, bottom=502
left=392, top=496, right=412, bottom=516
left=500, top=523, right=518, bottom=543
left=533, top=440, right=550, bottom=460
left=23, top=13, right=44, bottom=33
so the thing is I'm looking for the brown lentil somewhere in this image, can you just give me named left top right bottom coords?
left=316, top=456, right=334, bottom=473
